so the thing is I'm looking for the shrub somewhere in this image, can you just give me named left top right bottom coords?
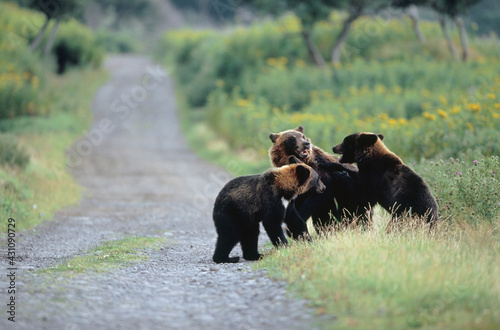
left=418, top=156, right=500, bottom=225
left=53, top=19, right=103, bottom=74
left=0, top=135, right=30, bottom=169
left=0, top=3, right=48, bottom=119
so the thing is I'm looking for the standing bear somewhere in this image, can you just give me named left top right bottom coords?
left=212, top=163, right=325, bottom=263
left=269, top=126, right=372, bottom=235
left=330, top=132, right=439, bottom=225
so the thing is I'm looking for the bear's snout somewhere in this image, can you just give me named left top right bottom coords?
left=332, top=144, right=343, bottom=154
left=316, top=180, right=326, bottom=193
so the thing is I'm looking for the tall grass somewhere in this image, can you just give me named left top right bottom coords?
left=258, top=215, right=500, bottom=329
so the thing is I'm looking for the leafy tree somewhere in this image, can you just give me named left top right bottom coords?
left=391, top=0, right=429, bottom=43
left=249, top=0, right=338, bottom=68
left=330, top=0, right=388, bottom=64
left=13, top=0, right=87, bottom=53
left=429, top=0, right=482, bottom=61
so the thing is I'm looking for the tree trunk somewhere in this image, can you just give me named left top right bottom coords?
left=331, top=8, right=362, bottom=65
left=439, top=15, right=458, bottom=61
left=43, top=16, right=61, bottom=57
left=29, top=16, right=51, bottom=52
left=406, top=5, right=425, bottom=43
left=455, top=16, right=469, bottom=62
left=301, top=29, right=326, bottom=69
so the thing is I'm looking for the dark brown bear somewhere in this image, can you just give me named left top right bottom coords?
left=331, top=132, right=439, bottom=225
left=212, top=163, right=325, bottom=263
left=269, top=126, right=371, bottom=235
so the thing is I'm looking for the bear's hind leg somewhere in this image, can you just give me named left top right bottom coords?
left=241, top=224, right=261, bottom=261
left=213, top=233, right=241, bottom=263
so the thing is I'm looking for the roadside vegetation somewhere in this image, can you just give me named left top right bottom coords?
left=0, top=2, right=107, bottom=231
left=157, top=8, right=500, bottom=329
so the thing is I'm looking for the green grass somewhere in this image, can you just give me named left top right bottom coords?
left=181, top=111, right=269, bottom=177
left=39, top=236, right=165, bottom=274
left=257, top=214, right=500, bottom=329
left=0, top=67, right=108, bottom=231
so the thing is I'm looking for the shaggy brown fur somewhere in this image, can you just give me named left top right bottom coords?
left=212, top=163, right=325, bottom=263
left=268, top=126, right=372, bottom=235
left=332, top=132, right=439, bottom=226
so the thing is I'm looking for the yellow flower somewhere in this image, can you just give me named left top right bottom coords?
left=489, top=93, right=496, bottom=100
left=376, top=84, right=387, bottom=94
left=392, top=86, right=402, bottom=95
left=398, top=118, right=408, bottom=125
left=439, top=95, right=448, bottom=106
left=379, top=113, right=389, bottom=121
left=450, top=106, right=461, bottom=114
left=494, top=103, right=500, bottom=110
left=437, top=109, right=448, bottom=119
left=423, top=112, right=436, bottom=121
left=295, top=59, right=306, bottom=68
left=278, top=57, right=288, bottom=65
left=421, top=90, right=431, bottom=98
left=493, top=113, right=499, bottom=119
left=388, top=118, right=397, bottom=126
left=466, top=122, right=474, bottom=130
left=468, top=103, right=481, bottom=112
left=236, top=99, right=250, bottom=107
left=266, top=58, right=277, bottom=66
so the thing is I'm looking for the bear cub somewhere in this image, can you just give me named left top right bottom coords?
left=331, top=132, right=439, bottom=225
left=212, top=163, right=325, bottom=263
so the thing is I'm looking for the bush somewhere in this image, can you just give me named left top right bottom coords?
left=53, top=19, right=103, bottom=74
left=0, top=3, right=48, bottom=119
left=418, top=156, right=500, bottom=225
left=0, top=135, right=30, bottom=169
left=0, top=2, right=104, bottom=118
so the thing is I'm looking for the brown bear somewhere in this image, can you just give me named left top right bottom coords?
left=212, top=163, right=325, bottom=263
left=331, top=132, right=439, bottom=225
left=269, top=126, right=372, bottom=235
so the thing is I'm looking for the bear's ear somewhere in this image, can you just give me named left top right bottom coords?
left=378, top=133, right=384, bottom=141
left=296, top=164, right=311, bottom=186
left=358, top=133, right=379, bottom=147
left=295, top=126, right=304, bottom=133
left=269, top=133, right=280, bottom=143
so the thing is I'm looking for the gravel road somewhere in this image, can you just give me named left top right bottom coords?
left=1, top=55, right=331, bottom=329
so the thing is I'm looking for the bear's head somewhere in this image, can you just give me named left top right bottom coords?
left=269, top=126, right=312, bottom=166
left=332, top=132, right=384, bottom=164
left=275, top=163, right=326, bottom=200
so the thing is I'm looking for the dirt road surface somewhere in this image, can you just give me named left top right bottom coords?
left=1, top=55, right=330, bottom=329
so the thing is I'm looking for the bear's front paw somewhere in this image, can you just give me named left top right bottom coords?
left=213, top=256, right=240, bottom=263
